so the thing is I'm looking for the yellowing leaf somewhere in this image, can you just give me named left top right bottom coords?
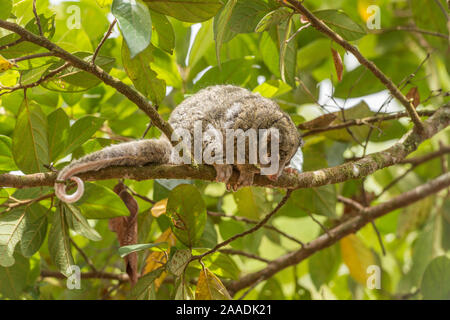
left=357, top=0, right=375, bottom=22
left=0, top=55, right=14, bottom=73
left=151, top=198, right=168, bottom=217
left=195, top=267, right=231, bottom=300
left=340, top=234, right=376, bottom=285
left=142, top=228, right=176, bottom=289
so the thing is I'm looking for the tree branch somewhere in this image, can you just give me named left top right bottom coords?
left=1, top=105, right=447, bottom=190
left=284, top=0, right=426, bottom=133
left=301, top=111, right=435, bottom=137
left=226, top=172, right=450, bottom=296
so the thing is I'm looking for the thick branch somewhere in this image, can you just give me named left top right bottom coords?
left=1, top=105, right=447, bottom=190
left=284, top=0, right=425, bottom=133
left=226, top=172, right=450, bottom=295
left=0, top=19, right=174, bottom=141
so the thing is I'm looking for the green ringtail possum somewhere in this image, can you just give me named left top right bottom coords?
left=55, top=85, right=304, bottom=203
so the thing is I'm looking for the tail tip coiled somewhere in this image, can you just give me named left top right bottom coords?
left=54, top=176, right=85, bottom=203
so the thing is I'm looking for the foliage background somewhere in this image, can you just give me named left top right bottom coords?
left=0, top=0, right=449, bottom=300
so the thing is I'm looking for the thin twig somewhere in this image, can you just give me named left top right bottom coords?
left=237, top=276, right=265, bottom=300
left=92, top=19, right=117, bottom=64
left=307, top=212, right=332, bottom=238
left=227, top=172, right=450, bottom=295
left=70, top=238, right=98, bottom=272
left=219, top=249, right=270, bottom=263
left=337, top=195, right=365, bottom=211
left=11, top=52, right=54, bottom=63
left=0, top=38, right=24, bottom=51
left=300, top=111, right=434, bottom=137
left=32, top=0, right=43, bottom=37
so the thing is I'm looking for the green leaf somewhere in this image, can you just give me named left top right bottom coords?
left=297, top=38, right=330, bottom=70
left=77, top=183, right=129, bottom=218
left=118, top=242, right=168, bottom=258
left=144, top=0, right=223, bottom=23
left=122, top=42, right=166, bottom=104
left=130, top=267, right=164, bottom=299
left=322, top=102, right=373, bottom=143
left=0, top=135, right=17, bottom=172
left=167, top=248, right=191, bottom=276
left=0, top=208, right=27, bottom=267
left=421, top=256, right=450, bottom=300
left=112, top=0, right=152, bottom=59
left=258, top=278, right=285, bottom=300
left=288, top=185, right=337, bottom=218
left=193, top=58, right=255, bottom=91
left=410, top=0, right=448, bottom=48
left=309, top=244, right=340, bottom=289
left=0, top=15, right=55, bottom=58
left=64, top=203, right=102, bottom=241
left=0, top=0, right=12, bottom=20
left=20, top=204, right=48, bottom=258
left=233, top=187, right=269, bottom=219
left=47, top=108, right=70, bottom=162
left=150, top=10, right=175, bottom=54
left=190, top=249, right=241, bottom=280
left=335, top=54, right=426, bottom=98
left=60, top=116, right=105, bottom=157
left=255, top=7, right=291, bottom=32
left=44, top=53, right=115, bottom=92
left=278, top=16, right=296, bottom=87
left=213, top=0, right=237, bottom=67
left=441, top=199, right=450, bottom=251
left=12, top=98, right=49, bottom=174
left=20, top=64, right=49, bottom=86
left=314, top=9, right=366, bottom=41
left=0, top=252, right=29, bottom=299
left=166, top=184, right=206, bottom=247
left=228, top=0, right=270, bottom=34
left=48, top=205, right=74, bottom=277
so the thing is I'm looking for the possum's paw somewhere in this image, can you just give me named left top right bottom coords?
left=234, top=172, right=254, bottom=191
left=214, top=164, right=233, bottom=183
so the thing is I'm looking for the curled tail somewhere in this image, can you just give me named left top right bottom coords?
left=55, top=139, right=172, bottom=203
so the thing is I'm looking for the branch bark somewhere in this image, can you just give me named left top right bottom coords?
left=226, top=172, right=450, bottom=296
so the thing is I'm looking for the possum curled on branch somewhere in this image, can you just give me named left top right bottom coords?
left=55, top=85, right=304, bottom=203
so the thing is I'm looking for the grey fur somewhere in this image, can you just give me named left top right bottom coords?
left=55, top=85, right=302, bottom=203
